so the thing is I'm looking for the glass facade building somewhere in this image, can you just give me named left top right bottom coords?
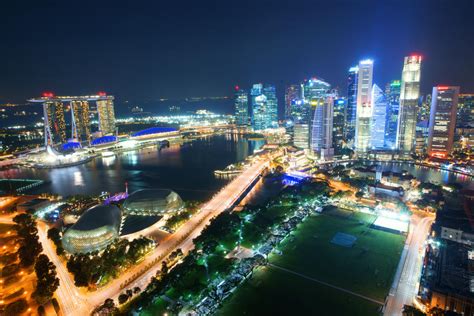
left=250, top=84, right=278, bottom=130
left=397, top=55, right=422, bottom=154
left=370, top=84, right=388, bottom=149
left=333, top=98, right=346, bottom=151
left=62, top=205, right=122, bottom=254
left=285, top=84, right=301, bottom=121
left=234, top=88, right=249, bottom=127
left=457, top=94, right=474, bottom=128
left=310, top=96, right=334, bottom=160
left=355, top=59, right=374, bottom=154
left=122, top=189, right=184, bottom=216
left=384, top=80, right=401, bottom=149
left=345, top=66, right=359, bottom=145
left=427, top=86, right=460, bottom=158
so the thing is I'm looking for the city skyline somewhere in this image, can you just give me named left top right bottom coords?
left=1, top=0, right=474, bottom=103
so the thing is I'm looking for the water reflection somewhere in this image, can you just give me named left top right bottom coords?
left=0, top=135, right=264, bottom=200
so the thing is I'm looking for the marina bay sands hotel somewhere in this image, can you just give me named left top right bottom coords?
left=28, top=92, right=116, bottom=147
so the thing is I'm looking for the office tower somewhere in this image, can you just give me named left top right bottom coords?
left=71, top=100, right=91, bottom=141
left=354, top=59, right=374, bottom=154
left=234, top=87, right=249, bottom=127
left=397, top=55, right=422, bottom=154
left=310, top=96, right=334, bottom=160
left=263, top=84, right=278, bottom=128
left=285, top=84, right=301, bottom=121
left=457, top=94, right=474, bottom=128
left=427, top=86, right=460, bottom=158
left=293, top=123, right=310, bottom=149
left=43, top=101, right=67, bottom=146
left=384, top=80, right=401, bottom=149
left=250, top=84, right=278, bottom=131
left=415, top=120, right=429, bottom=155
left=97, top=96, right=116, bottom=135
left=304, top=78, right=331, bottom=151
left=333, top=98, right=346, bottom=151
left=418, top=94, right=431, bottom=122
left=370, top=84, right=388, bottom=149
left=345, top=66, right=359, bottom=145
left=291, top=84, right=310, bottom=149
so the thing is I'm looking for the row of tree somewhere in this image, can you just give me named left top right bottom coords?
left=13, top=213, right=43, bottom=267
left=66, top=237, right=154, bottom=287
left=12, top=213, right=60, bottom=305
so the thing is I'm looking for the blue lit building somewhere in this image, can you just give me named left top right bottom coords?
left=234, top=87, right=249, bottom=127
left=250, top=83, right=278, bottom=130
left=384, top=80, right=401, bottom=149
left=345, top=66, right=358, bottom=146
left=370, top=84, right=388, bottom=149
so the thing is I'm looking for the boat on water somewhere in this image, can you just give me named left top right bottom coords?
left=101, top=151, right=115, bottom=158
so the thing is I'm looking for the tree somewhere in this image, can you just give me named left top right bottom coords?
left=402, top=305, right=426, bottom=316
left=118, top=293, right=130, bottom=305
left=5, top=299, right=27, bottom=316
left=355, top=191, right=364, bottom=200
left=13, top=213, right=42, bottom=267
left=33, top=254, right=60, bottom=304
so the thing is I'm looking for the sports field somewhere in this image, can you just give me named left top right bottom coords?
left=217, top=206, right=406, bottom=315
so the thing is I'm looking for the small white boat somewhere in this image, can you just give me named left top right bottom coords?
left=101, top=151, right=115, bottom=157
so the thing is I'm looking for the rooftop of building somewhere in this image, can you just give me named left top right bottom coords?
left=434, top=206, right=474, bottom=235
left=131, top=127, right=178, bottom=137
left=70, top=204, right=121, bottom=231
left=122, top=189, right=184, bottom=214
left=120, top=215, right=161, bottom=236
left=429, top=240, right=474, bottom=299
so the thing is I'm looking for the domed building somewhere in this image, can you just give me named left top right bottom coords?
left=62, top=205, right=121, bottom=254
left=122, top=189, right=184, bottom=216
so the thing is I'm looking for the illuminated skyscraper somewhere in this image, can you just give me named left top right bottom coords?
left=310, top=96, right=334, bottom=160
left=397, top=55, right=422, bottom=154
left=285, top=84, right=301, bottom=121
left=370, top=84, right=387, bottom=149
left=71, top=100, right=91, bottom=141
left=457, top=94, right=474, bottom=128
left=427, top=86, right=459, bottom=158
left=333, top=98, right=346, bottom=151
left=354, top=59, right=374, bottom=154
left=97, top=96, right=116, bottom=135
left=345, top=65, right=358, bottom=145
left=234, top=87, right=249, bottom=127
left=304, top=78, right=331, bottom=153
left=384, top=80, right=401, bottom=149
left=250, top=84, right=278, bottom=131
left=44, top=101, right=67, bottom=145
left=263, top=84, right=278, bottom=127
left=418, top=94, right=431, bottom=122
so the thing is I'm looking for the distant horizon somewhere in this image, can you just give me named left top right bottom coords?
left=1, top=0, right=473, bottom=103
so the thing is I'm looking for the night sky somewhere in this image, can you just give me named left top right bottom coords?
left=1, top=0, right=473, bottom=104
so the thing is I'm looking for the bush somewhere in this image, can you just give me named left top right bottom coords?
left=118, top=293, right=130, bottom=305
